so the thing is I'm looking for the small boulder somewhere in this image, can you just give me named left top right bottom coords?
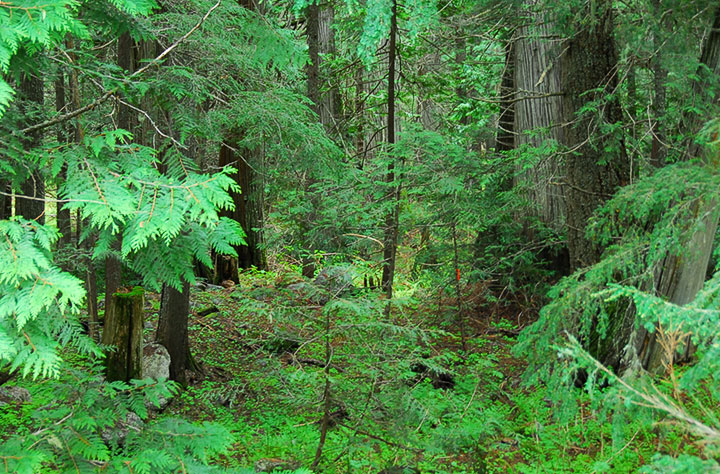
left=101, top=411, right=143, bottom=447
left=142, top=343, right=171, bottom=410
left=254, top=458, right=300, bottom=473
left=0, top=386, right=31, bottom=406
left=142, top=344, right=170, bottom=381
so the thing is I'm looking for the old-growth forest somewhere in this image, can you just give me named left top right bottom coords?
left=1, top=0, right=720, bottom=472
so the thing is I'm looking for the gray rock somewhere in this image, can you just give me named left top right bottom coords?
left=142, top=343, right=171, bottom=410
left=101, top=411, right=143, bottom=447
left=0, top=386, right=31, bottom=405
left=142, top=343, right=170, bottom=381
left=254, top=458, right=300, bottom=472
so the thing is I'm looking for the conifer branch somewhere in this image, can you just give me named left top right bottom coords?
left=18, top=0, right=223, bottom=136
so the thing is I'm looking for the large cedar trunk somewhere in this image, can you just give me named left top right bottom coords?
left=559, top=2, right=630, bottom=369
left=630, top=8, right=720, bottom=373
left=16, top=73, right=45, bottom=222
left=561, top=3, right=629, bottom=271
left=156, top=280, right=192, bottom=385
left=302, top=2, right=337, bottom=278
left=513, top=4, right=565, bottom=229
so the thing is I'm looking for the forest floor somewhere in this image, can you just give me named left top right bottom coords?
left=141, top=268, right=671, bottom=473
left=0, top=268, right=698, bottom=473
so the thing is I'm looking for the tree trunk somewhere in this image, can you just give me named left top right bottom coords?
left=635, top=8, right=720, bottom=373
left=354, top=66, right=366, bottom=169
left=495, top=39, right=515, bottom=153
left=318, top=3, right=338, bottom=131
left=0, top=182, right=10, bottom=220
left=306, top=3, right=320, bottom=116
left=514, top=4, right=565, bottom=229
left=64, top=38, right=99, bottom=340
left=561, top=2, right=629, bottom=271
left=16, top=72, right=45, bottom=223
left=215, top=141, right=266, bottom=283
left=55, top=72, right=72, bottom=247
left=102, top=288, right=144, bottom=382
left=104, top=32, right=135, bottom=312
left=649, top=0, right=668, bottom=168
left=380, top=0, right=399, bottom=304
left=156, top=280, right=192, bottom=385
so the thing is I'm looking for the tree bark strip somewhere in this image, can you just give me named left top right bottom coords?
left=514, top=3, right=565, bottom=229
left=156, top=280, right=193, bottom=385
left=380, top=0, right=399, bottom=307
left=561, top=1, right=629, bottom=271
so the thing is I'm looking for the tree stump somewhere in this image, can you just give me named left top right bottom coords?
left=102, top=287, right=144, bottom=382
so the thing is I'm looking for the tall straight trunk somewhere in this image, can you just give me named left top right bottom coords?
left=213, top=0, right=267, bottom=281
left=216, top=142, right=266, bottom=282
left=306, top=2, right=337, bottom=129
left=562, top=2, right=629, bottom=271
left=105, top=32, right=135, bottom=312
left=65, top=37, right=99, bottom=339
left=16, top=72, right=45, bottom=222
left=354, top=66, right=366, bottom=169
left=55, top=72, right=72, bottom=247
left=635, top=8, right=720, bottom=372
left=306, top=4, right=321, bottom=116
left=156, top=280, right=192, bottom=385
left=302, top=2, right=337, bottom=278
left=649, top=0, right=668, bottom=168
left=380, top=0, right=399, bottom=302
left=318, top=3, right=338, bottom=131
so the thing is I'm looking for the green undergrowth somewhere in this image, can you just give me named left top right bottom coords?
left=0, top=266, right=712, bottom=472
left=161, top=267, right=709, bottom=472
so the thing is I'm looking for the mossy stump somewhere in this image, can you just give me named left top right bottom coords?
left=102, top=287, right=144, bottom=382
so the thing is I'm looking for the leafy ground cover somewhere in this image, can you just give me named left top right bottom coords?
left=0, top=265, right=708, bottom=473
left=139, top=269, right=705, bottom=471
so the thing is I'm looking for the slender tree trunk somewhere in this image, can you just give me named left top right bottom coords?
left=66, top=37, right=99, bottom=339
left=215, top=141, right=266, bottom=283
left=104, top=32, right=135, bottom=312
left=380, top=0, right=399, bottom=304
left=354, top=66, right=366, bottom=169
left=156, top=280, right=192, bottom=385
left=16, top=72, right=45, bottom=222
left=55, top=72, right=72, bottom=247
left=307, top=3, right=321, bottom=116
left=561, top=2, right=629, bottom=271
left=649, top=0, right=668, bottom=168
